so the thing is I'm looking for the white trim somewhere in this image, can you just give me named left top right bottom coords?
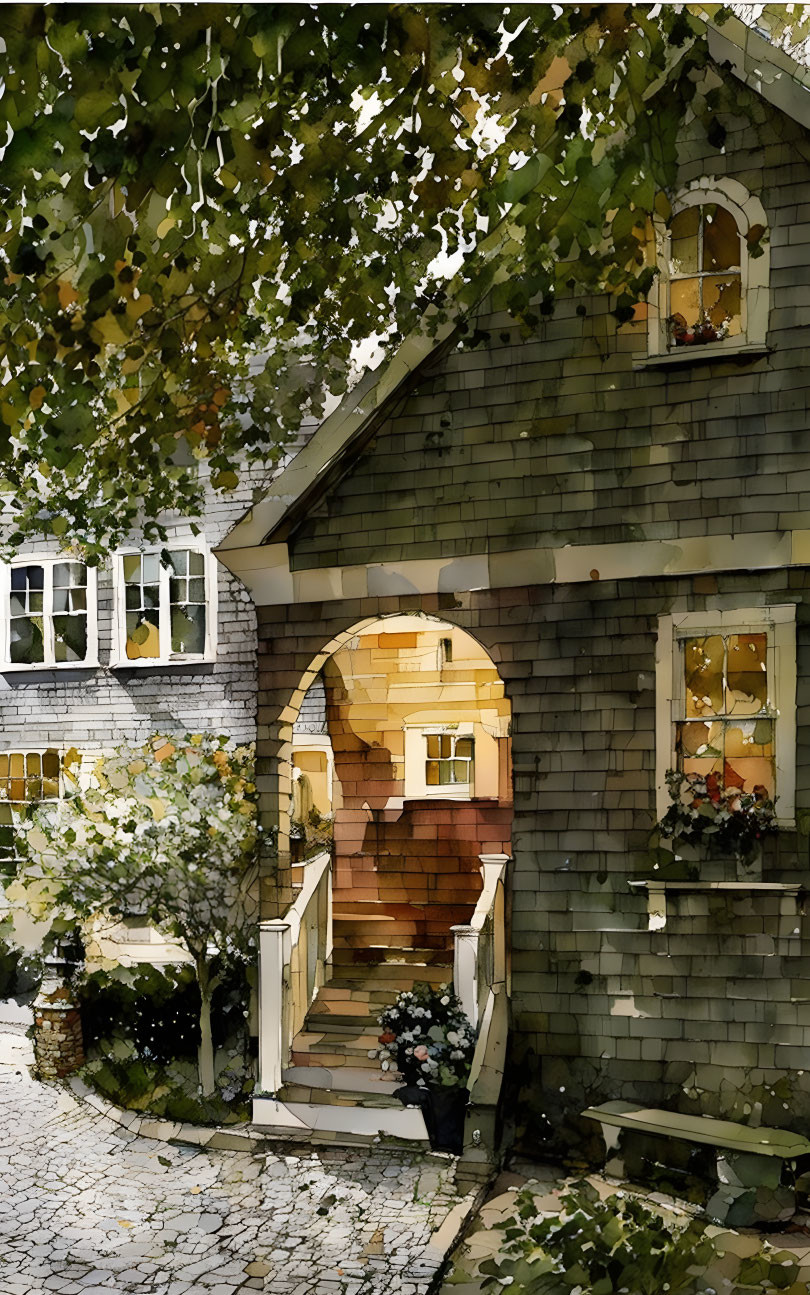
left=218, top=528, right=810, bottom=607
left=655, top=604, right=796, bottom=825
left=0, top=557, right=98, bottom=671
left=648, top=176, right=769, bottom=358
left=110, top=545, right=217, bottom=668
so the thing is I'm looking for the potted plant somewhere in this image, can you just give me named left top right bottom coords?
left=370, top=981, right=476, bottom=1153
left=656, top=769, right=777, bottom=874
left=669, top=312, right=730, bottom=347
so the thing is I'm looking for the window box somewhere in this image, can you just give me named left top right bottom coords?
left=655, top=605, right=796, bottom=829
left=647, top=177, right=770, bottom=361
left=111, top=545, right=217, bottom=667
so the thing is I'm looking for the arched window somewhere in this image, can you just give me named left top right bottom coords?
left=668, top=204, right=742, bottom=345
left=649, top=178, right=769, bottom=357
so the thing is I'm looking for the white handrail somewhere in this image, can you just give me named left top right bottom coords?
left=451, top=853, right=509, bottom=1029
left=257, top=850, right=332, bottom=1095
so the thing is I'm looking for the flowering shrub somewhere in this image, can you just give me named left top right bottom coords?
left=657, top=769, right=777, bottom=860
left=370, top=981, right=476, bottom=1089
left=7, top=733, right=260, bottom=1095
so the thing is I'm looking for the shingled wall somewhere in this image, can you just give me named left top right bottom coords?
left=253, top=73, right=810, bottom=1150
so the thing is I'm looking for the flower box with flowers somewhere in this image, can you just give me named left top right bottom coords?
left=370, top=982, right=476, bottom=1152
left=670, top=313, right=731, bottom=348
left=656, top=770, right=777, bottom=880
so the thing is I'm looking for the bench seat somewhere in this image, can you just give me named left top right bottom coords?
left=582, top=1100, right=810, bottom=1227
left=583, top=1100, right=810, bottom=1159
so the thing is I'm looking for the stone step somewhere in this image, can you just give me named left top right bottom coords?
left=279, top=1065, right=403, bottom=1109
left=252, top=1094, right=429, bottom=1144
left=330, top=945, right=452, bottom=968
left=290, top=1027, right=383, bottom=1070
left=333, top=930, right=452, bottom=951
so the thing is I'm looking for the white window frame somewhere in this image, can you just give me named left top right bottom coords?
left=0, top=557, right=98, bottom=671
left=648, top=176, right=770, bottom=358
left=111, top=544, right=218, bottom=668
left=655, top=605, right=796, bottom=827
left=403, top=723, right=476, bottom=800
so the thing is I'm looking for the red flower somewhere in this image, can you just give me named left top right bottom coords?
left=378, top=1032, right=396, bottom=1045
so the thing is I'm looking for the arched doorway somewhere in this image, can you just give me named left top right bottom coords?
left=289, top=614, right=512, bottom=953
left=254, top=613, right=512, bottom=1146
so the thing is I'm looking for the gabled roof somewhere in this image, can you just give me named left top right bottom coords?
left=217, top=12, right=810, bottom=559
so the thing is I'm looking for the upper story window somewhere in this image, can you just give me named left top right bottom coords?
left=656, top=606, right=795, bottom=826
left=648, top=177, right=769, bottom=358
left=669, top=204, right=741, bottom=345
left=1, top=559, right=98, bottom=669
left=114, top=546, right=216, bottom=666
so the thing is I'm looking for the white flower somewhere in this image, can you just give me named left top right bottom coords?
left=440, top=995, right=450, bottom=1006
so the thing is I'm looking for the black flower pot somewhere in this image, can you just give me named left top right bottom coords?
left=428, top=1086, right=468, bottom=1153
left=395, top=1083, right=468, bottom=1153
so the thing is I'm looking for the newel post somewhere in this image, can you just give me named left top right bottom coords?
left=258, top=919, right=291, bottom=1095
left=451, top=925, right=480, bottom=1027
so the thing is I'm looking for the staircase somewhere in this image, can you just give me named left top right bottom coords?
left=273, top=902, right=470, bottom=1144
left=251, top=850, right=508, bottom=1149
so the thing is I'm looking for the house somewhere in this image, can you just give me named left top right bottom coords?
left=0, top=465, right=267, bottom=964
left=209, top=12, right=810, bottom=1175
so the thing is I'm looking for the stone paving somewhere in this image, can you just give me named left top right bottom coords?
left=0, top=1012, right=474, bottom=1294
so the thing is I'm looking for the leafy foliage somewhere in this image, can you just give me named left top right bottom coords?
left=78, top=962, right=254, bottom=1122
left=478, top=1181, right=717, bottom=1294
left=372, top=981, right=476, bottom=1088
left=0, top=3, right=745, bottom=553
left=657, top=768, right=778, bottom=861
left=6, top=732, right=259, bottom=1092
left=447, top=1179, right=803, bottom=1294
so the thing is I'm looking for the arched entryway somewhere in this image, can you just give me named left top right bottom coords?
left=254, top=613, right=512, bottom=1149
left=290, top=613, right=512, bottom=952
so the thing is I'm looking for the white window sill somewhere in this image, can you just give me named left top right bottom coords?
left=109, top=656, right=215, bottom=670
left=0, top=660, right=99, bottom=673
left=634, top=342, right=770, bottom=370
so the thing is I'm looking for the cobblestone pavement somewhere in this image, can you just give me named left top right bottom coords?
left=0, top=1016, right=472, bottom=1295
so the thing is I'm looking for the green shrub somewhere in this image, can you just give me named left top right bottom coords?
left=77, top=961, right=254, bottom=1124
left=479, top=1181, right=716, bottom=1294
left=476, top=1181, right=803, bottom=1294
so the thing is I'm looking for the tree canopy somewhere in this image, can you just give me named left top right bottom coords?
left=0, top=2, right=778, bottom=554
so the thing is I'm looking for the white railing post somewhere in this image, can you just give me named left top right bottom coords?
left=258, top=919, right=290, bottom=1095
left=256, top=850, right=332, bottom=1099
left=451, top=924, right=481, bottom=1027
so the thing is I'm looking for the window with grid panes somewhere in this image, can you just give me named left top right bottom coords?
left=120, top=547, right=211, bottom=663
left=6, top=561, right=92, bottom=666
left=677, top=630, right=774, bottom=797
left=425, top=733, right=475, bottom=790
left=668, top=204, right=742, bottom=346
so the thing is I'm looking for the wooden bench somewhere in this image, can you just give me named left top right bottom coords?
left=583, top=1100, right=810, bottom=1227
